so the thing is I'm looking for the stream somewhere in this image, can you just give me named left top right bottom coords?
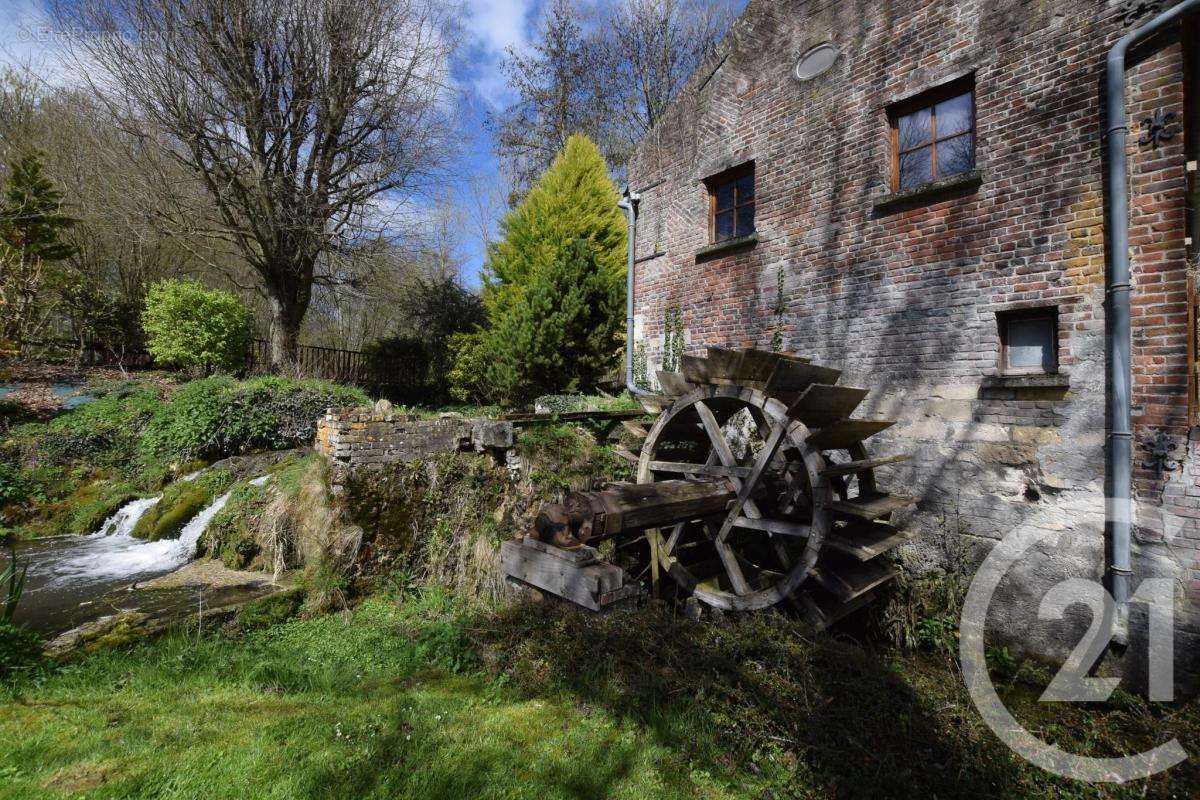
left=4, top=478, right=266, bottom=635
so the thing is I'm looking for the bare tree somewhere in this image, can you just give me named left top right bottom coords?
left=59, top=0, right=456, bottom=367
left=495, top=0, right=736, bottom=199
left=603, top=0, right=736, bottom=152
left=495, top=0, right=607, bottom=200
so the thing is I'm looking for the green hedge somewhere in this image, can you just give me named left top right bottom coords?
left=142, top=377, right=369, bottom=462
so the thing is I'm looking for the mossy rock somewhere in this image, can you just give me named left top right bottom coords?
left=68, top=486, right=141, bottom=535
left=220, top=532, right=262, bottom=570
left=131, top=469, right=235, bottom=541
left=234, top=588, right=304, bottom=632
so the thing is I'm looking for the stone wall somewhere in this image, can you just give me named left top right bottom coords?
left=627, top=0, right=1200, bottom=687
left=315, top=403, right=514, bottom=489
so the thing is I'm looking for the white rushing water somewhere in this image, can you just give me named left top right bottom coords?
left=10, top=475, right=272, bottom=634
left=41, top=482, right=254, bottom=589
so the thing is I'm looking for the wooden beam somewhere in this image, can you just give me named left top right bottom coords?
left=732, top=516, right=812, bottom=537
left=649, top=461, right=753, bottom=478
left=819, top=454, right=909, bottom=477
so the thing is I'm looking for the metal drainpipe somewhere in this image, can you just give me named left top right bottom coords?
left=619, top=187, right=651, bottom=396
left=1105, top=0, right=1200, bottom=625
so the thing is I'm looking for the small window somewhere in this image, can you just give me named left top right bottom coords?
left=999, top=308, right=1058, bottom=375
left=706, top=164, right=755, bottom=243
left=889, top=78, right=975, bottom=192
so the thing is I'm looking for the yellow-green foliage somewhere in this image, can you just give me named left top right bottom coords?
left=141, top=279, right=252, bottom=373
left=451, top=136, right=627, bottom=405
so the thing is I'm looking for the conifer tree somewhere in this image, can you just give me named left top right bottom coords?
left=0, top=153, right=76, bottom=262
left=0, top=152, right=77, bottom=345
left=451, top=135, right=627, bottom=405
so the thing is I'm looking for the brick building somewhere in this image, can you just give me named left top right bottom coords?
left=627, top=0, right=1200, bottom=685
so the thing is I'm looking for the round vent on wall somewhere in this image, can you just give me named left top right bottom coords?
left=793, top=42, right=840, bottom=81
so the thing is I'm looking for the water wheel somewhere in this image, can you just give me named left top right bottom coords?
left=634, top=347, right=916, bottom=623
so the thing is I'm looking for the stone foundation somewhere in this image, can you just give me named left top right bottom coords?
left=315, top=402, right=514, bottom=490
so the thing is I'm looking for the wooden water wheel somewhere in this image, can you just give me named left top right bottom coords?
left=634, top=347, right=915, bottom=623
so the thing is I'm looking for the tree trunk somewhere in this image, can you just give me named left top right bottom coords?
left=267, top=293, right=306, bottom=372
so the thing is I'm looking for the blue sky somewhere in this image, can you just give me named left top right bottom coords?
left=0, top=0, right=747, bottom=289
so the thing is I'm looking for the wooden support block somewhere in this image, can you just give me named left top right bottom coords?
left=766, top=361, right=842, bottom=400
left=799, top=585, right=878, bottom=631
left=826, top=522, right=914, bottom=561
left=502, top=538, right=640, bottom=611
left=680, top=355, right=714, bottom=385
left=788, top=384, right=869, bottom=428
left=704, top=347, right=746, bottom=384
left=734, top=349, right=786, bottom=384
left=811, top=557, right=897, bottom=603
left=649, top=461, right=752, bottom=478
left=621, top=420, right=649, bottom=440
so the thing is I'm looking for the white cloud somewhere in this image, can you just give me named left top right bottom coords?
left=459, top=0, right=538, bottom=104
left=0, top=0, right=86, bottom=89
left=463, top=0, right=535, bottom=58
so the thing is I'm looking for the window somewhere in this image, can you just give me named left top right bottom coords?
left=889, top=79, right=975, bottom=192
left=706, top=164, right=755, bottom=243
left=998, top=307, right=1058, bottom=375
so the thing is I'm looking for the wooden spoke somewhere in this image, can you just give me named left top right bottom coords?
left=694, top=401, right=737, bottom=467
left=732, top=517, right=812, bottom=537
left=663, top=522, right=686, bottom=556
left=715, top=422, right=790, bottom=544
left=714, top=538, right=752, bottom=595
left=649, top=461, right=752, bottom=479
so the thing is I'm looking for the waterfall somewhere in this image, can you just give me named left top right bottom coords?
left=40, top=476, right=268, bottom=589
left=172, top=488, right=236, bottom=560
left=95, top=495, right=163, bottom=538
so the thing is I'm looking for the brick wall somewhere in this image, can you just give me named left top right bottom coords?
left=628, top=0, right=1200, bottom=683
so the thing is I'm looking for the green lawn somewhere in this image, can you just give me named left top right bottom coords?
left=1, top=590, right=1198, bottom=800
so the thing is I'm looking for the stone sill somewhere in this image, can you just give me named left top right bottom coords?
left=872, top=170, right=984, bottom=215
left=696, top=233, right=759, bottom=260
left=980, top=373, right=1070, bottom=389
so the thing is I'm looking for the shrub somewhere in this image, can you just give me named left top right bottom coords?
left=0, top=621, right=40, bottom=679
left=460, top=239, right=624, bottom=404
left=142, top=376, right=367, bottom=461
left=142, top=279, right=252, bottom=373
left=0, top=464, right=28, bottom=508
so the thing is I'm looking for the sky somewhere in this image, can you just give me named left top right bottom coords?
left=0, top=0, right=745, bottom=289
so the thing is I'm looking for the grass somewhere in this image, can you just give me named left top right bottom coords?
left=0, top=592, right=744, bottom=800
left=1, top=587, right=1198, bottom=800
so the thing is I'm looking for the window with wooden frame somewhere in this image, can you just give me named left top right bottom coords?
left=706, top=163, right=755, bottom=243
left=998, top=307, right=1059, bottom=375
left=889, top=77, right=976, bottom=192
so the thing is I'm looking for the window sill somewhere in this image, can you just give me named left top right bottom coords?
left=980, top=373, right=1070, bottom=390
left=872, top=170, right=983, bottom=216
left=696, top=233, right=758, bottom=261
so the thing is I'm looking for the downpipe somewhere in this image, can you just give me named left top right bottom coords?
left=1104, top=0, right=1200, bottom=643
left=619, top=187, right=652, bottom=397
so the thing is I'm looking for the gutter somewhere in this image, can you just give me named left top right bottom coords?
left=619, top=187, right=651, bottom=396
left=1105, top=0, right=1200, bottom=633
